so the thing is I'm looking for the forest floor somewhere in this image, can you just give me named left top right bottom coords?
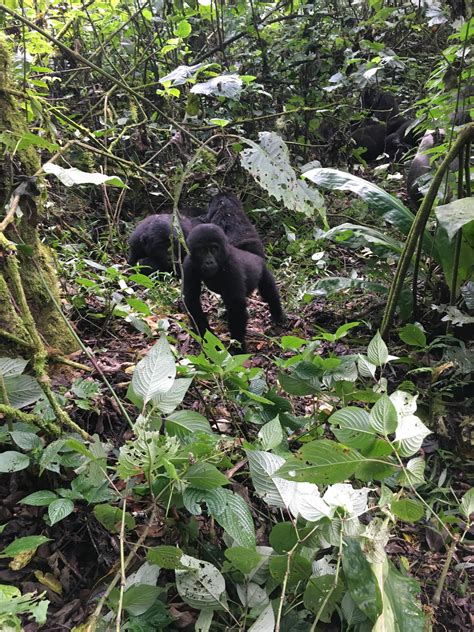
left=1, top=272, right=472, bottom=630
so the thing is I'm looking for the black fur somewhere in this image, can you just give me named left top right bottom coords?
left=205, top=192, right=265, bottom=257
left=351, top=122, right=388, bottom=161
left=128, top=213, right=196, bottom=275
left=183, top=224, right=286, bottom=352
left=361, top=87, right=399, bottom=124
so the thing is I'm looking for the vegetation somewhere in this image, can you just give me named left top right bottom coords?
left=0, top=1, right=472, bottom=631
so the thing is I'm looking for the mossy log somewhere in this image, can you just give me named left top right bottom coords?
left=0, top=34, right=77, bottom=357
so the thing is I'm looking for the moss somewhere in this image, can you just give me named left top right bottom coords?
left=0, top=35, right=77, bottom=356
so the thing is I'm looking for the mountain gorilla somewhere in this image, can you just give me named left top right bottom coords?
left=361, top=87, right=399, bottom=124
left=206, top=192, right=265, bottom=257
left=128, top=210, right=203, bottom=275
left=183, top=224, right=286, bottom=352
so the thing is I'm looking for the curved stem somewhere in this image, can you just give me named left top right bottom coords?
left=381, top=123, right=474, bottom=338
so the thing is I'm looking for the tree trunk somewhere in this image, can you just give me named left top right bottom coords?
left=0, top=34, right=77, bottom=357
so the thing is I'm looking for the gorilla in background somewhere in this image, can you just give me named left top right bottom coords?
left=205, top=192, right=265, bottom=257
left=183, top=223, right=286, bottom=353
left=361, top=87, right=399, bottom=124
left=128, top=209, right=204, bottom=275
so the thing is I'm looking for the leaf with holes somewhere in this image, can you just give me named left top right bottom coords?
left=176, top=555, right=226, bottom=609
left=241, top=132, right=326, bottom=223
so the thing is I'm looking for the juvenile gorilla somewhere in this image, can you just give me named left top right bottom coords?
left=128, top=212, right=199, bottom=275
left=205, top=192, right=265, bottom=257
left=183, top=224, right=286, bottom=352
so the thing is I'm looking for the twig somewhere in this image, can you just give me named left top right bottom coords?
left=89, top=505, right=158, bottom=625
left=432, top=535, right=458, bottom=609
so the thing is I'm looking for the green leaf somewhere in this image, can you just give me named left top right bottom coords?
left=0, top=375, right=43, bottom=409
left=435, top=197, right=474, bottom=241
left=225, top=547, right=262, bottom=574
left=399, top=324, right=427, bottom=348
left=10, top=430, right=41, bottom=451
left=0, top=357, right=28, bottom=377
left=182, top=488, right=228, bottom=516
left=166, top=410, right=213, bottom=438
left=276, top=440, right=363, bottom=485
left=48, top=499, right=74, bottom=525
left=392, top=498, right=424, bottom=522
left=240, top=132, right=326, bottom=223
left=131, top=336, right=176, bottom=405
left=302, top=167, right=434, bottom=255
left=147, top=545, right=185, bottom=569
left=303, top=575, right=343, bottom=622
left=210, top=118, right=230, bottom=127
left=152, top=377, right=193, bottom=414
left=328, top=407, right=376, bottom=449
left=122, top=584, right=160, bottom=616
left=175, top=20, right=192, bottom=38
left=176, top=555, right=226, bottom=609
left=258, top=416, right=284, bottom=450
left=269, top=522, right=298, bottom=554
left=93, top=504, right=136, bottom=533
left=397, top=457, right=426, bottom=488
left=342, top=538, right=382, bottom=622
left=214, top=490, right=256, bottom=548
left=367, top=332, right=388, bottom=366
left=1, top=535, right=51, bottom=557
left=269, top=554, right=312, bottom=588
left=278, top=371, right=319, bottom=395
left=460, top=488, right=474, bottom=519
left=185, top=463, right=229, bottom=490
left=0, top=451, right=30, bottom=473
left=383, top=560, right=426, bottom=630
left=369, top=395, right=398, bottom=435
left=21, top=491, right=58, bottom=506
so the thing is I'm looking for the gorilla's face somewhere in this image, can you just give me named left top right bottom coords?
left=188, top=224, right=228, bottom=279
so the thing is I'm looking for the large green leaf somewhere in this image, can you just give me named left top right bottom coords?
left=0, top=357, right=28, bottom=377
left=381, top=560, right=426, bottom=631
left=303, top=168, right=435, bottom=256
left=240, top=132, right=326, bottom=222
left=328, top=407, right=376, bottom=450
left=214, top=490, right=256, bottom=548
left=165, top=410, right=213, bottom=438
left=176, top=555, right=226, bottom=609
left=435, top=197, right=474, bottom=240
left=122, top=584, right=160, bottom=616
left=151, top=377, right=193, bottom=414
left=276, top=440, right=363, bottom=485
left=303, top=575, right=343, bottom=622
left=434, top=223, right=474, bottom=293
left=0, top=375, right=43, bottom=409
left=185, top=463, right=229, bottom=490
left=0, top=451, right=30, bottom=473
left=342, top=538, right=382, bottom=622
left=131, top=337, right=176, bottom=405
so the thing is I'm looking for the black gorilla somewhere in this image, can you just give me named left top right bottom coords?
left=361, top=87, right=399, bottom=124
left=351, top=122, right=388, bottom=161
left=183, top=224, right=286, bottom=352
left=128, top=213, right=197, bottom=275
left=205, top=192, right=265, bottom=257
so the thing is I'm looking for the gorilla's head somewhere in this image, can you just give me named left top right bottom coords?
left=188, top=223, right=229, bottom=278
